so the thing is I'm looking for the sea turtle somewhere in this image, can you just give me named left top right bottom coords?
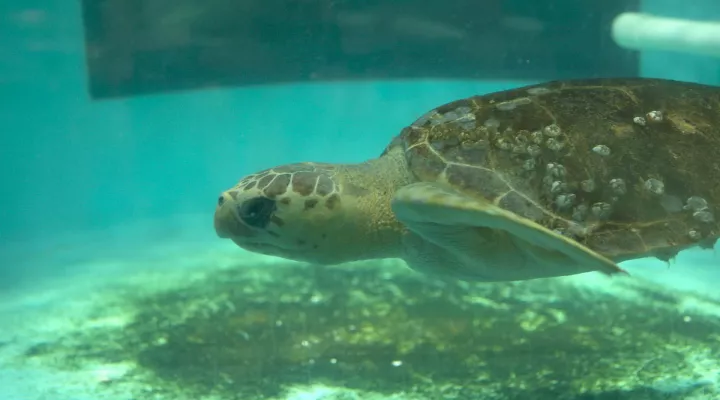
left=214, top=77, right=720, bottom=282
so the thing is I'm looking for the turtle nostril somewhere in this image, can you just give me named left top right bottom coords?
left=217, top=195, right=225, bottom=207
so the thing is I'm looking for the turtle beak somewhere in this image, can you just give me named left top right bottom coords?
left=214, top=191, right=253, bottom=238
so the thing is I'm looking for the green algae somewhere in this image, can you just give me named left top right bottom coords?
left=16, top=260, right=720, bottom=399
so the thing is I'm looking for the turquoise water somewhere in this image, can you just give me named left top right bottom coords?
left=1, top=0, right=720, bottom=399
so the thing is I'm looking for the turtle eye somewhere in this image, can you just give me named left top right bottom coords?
left=238, top=196, right=276, bottom=228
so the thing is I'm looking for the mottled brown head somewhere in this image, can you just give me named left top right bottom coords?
left=214, top=162, right=347, bottom=264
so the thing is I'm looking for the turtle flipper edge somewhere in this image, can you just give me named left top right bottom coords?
left=391, top=182, right=626, bottom=281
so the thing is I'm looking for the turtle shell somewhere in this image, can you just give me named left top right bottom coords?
left=393, top=78, right=720, bottom=261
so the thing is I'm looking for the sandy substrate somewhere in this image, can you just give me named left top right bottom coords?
left=1, top=216, right=719, bottom=400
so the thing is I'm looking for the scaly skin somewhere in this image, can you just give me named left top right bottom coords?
left=214, top=146, right=412, bottom=265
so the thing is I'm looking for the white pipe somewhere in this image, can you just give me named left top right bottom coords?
left=612, top=12, right=720, bottom=58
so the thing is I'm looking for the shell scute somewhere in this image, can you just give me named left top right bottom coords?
left=396, top=77, right=720, bottom=260
left=444, top=164, right=510, bottom=199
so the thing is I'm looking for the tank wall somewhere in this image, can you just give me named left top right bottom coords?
left=0, top=0, right=717, bottom=244
left=0, top=0, right=524, bottom=245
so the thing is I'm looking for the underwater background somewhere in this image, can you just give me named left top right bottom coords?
left=1, top=0, right=720, bottom=399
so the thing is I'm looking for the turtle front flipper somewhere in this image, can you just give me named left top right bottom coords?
left=391, top=182, right=626, bottom=282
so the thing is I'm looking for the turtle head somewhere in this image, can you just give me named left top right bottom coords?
left=214, top=162, right=352, bottom=264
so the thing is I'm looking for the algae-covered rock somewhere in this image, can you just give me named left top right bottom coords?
left=13, top=258, right=720, bottom=400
